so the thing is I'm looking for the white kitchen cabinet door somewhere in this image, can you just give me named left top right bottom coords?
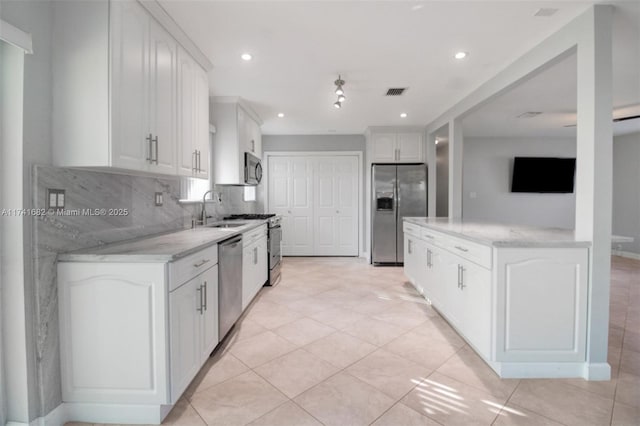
left=424, top=243, right=444, bottom=309
left=193, top=65, right=210, bottom=178
left=110, top=0, right=150, bottom=171
left=404, top=233, right=419, bottom=291
left=177, top=51, right=209, bottom=178
left=58, top=262, right=169, bottom=405
left=242, top=243, right=256, bottom=310
left=459, top=262, right=492, bottom=356
left=397, top=132, right=423, bottom=162
left=169, top=278, right=201, bottom=403
left=371, top=133, right=397, bottom=162
left=441, top=251, right=464, bottom=330
left=177, top=49, right=196, bottom=176
left=200, top=265, right=219, bottom=362
left=255, top=236, right=268, bottom=288
left=148, top=20, right=177, bottom=174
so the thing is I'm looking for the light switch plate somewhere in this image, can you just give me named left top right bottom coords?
left=47, top=189, right=65, bottom=210
left=154, top=192, right=163, bottom=206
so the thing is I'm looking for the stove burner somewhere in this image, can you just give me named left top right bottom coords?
left=224, top=214, right=276, bottom=220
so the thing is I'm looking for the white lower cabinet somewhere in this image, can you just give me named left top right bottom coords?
left=403, top=221, right=590, bottom=379
left=242, top=225, right=269, bottom=309
left=58, top=245, right=219, bottom=423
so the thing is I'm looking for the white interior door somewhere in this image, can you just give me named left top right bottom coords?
left=269, top=154, right=358, bottom=256
left=314, top=156, right=358, bottom=256
left=268, top=156, right=314, bottom=255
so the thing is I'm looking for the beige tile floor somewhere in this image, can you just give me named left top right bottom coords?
left=68, top=255, right=640, bottom=426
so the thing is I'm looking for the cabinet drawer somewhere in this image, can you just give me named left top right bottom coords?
left=169, top=245, right=218, bottom=291
left=421, top=228, right=444, bottom=247
left=403, top=222, right=421, bottom=237
left=445, top=236, right=492, bottom=269
left=243, top=224, right=268, bottom=247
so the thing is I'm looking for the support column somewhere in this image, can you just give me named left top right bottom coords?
left=575, top=5, right=613, bottom=379
left=448, top=118, right=463, bottom=219
left=0, top=41, right=30, bottom=423
left=426, top=132, right=437, bottom=217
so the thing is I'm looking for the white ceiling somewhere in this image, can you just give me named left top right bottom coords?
left=160, top=1, right=639, bottom=136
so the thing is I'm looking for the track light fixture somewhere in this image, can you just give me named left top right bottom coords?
left=333, top=75, right=346, bottom=108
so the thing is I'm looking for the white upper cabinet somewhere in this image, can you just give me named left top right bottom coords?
left=52, top=0, right=209, bottom=177
left=210, top=98, right=263, bottom=185
left=368, top=129, right=424, bottom=163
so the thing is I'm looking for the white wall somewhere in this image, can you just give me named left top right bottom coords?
left=462, top=137, right=577, bottom=228
left=612, top=131, right=640, bottom=255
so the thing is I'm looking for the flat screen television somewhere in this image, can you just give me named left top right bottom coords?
left=511, top=157, right=576, bottom=193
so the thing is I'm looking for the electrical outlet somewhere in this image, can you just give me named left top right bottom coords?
left=154, top=192, right=163, bottom=206
left=47, top=189, right=65, bottom=210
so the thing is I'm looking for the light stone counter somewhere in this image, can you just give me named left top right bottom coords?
left=404, top=217, right=591, bottom=248
left=58, top=220, right=267, bottom=262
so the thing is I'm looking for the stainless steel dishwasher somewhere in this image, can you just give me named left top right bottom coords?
left=218, top=235, right=243, bottom=339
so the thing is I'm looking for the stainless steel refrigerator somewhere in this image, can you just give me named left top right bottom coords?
left=372, top=164, right=427, bottom=265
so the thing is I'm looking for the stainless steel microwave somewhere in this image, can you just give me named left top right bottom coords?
left=244, top=152, right=262, bottom=185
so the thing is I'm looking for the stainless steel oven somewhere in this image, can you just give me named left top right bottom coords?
left=244, top=152, right=263, bottom=185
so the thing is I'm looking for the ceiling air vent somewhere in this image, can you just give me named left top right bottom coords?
left=385, top=88, right=407, bottom=96
left=534, top=8, right=558, bottom=17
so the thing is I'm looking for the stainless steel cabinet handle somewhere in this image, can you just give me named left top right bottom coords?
left=202, top=282, right=207, bottom=311
left=460, top=266, right=466, bottom=289
left=424, top=234, right=434, bottom=239
left=427, top=249, right=431, bottom=268
left=152, top=135, right=159, bottom=164
left=197, top=150, right=201, bottom=173
left=251, top=140, right=255, bottom=152
left=193, top=259, right=211, bottom=268
left=146, top=133, right=153, bottom=163
left=455, top=246, right=469, bottom=252
left=408, top=239, right=412, bottom=254
left=253, top=247, right=258, bottom=264
left=192, top=150, right=198, bottom=172
left=196, top=286, right=203, bottom=313
left=457, top=265, right=461, bottom=288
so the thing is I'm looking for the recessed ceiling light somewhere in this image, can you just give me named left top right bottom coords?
left=400, top=113, right=408, bottom=118
left=241, top=53, right=252, bottom=61
left=411, top=4, right=424, bottom=11
left=454, top=51, right=467, bottom=60
left=277, top=113, right=284, bottom=118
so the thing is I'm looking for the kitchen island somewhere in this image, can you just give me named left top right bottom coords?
left=403, top=217, right=606, bottom=380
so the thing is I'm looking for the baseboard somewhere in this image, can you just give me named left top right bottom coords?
left=359, top=251, right=369, bottom=260
left=14, top=402, right=171, bottom=426
left=583, top=362, right=612, bottom=381
left=612, top=250, right=640, bottom=260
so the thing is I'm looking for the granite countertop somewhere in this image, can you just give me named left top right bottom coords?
left=58, top=220, right=268, bottom=263
left=404, top=217, right=591, bottom=248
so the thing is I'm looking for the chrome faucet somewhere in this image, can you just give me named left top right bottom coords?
left=200, top=189, right=215, bottom=226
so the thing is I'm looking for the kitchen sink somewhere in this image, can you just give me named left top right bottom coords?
left=207, top=223, right=246, bottom=228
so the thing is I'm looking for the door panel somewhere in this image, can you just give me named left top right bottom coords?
left=396, top=165, right=427, bottom=263
left=110, top=0, right=149, bottom=170
left=177, top=50, right=194, bottom=175
left=372, top=133, right=397, bottom=162
left=372, top=165, right=397, bottom=263
left=200, top=266, right=219, bottom=362
left=397, top=133, right=423, bottom=162
left=170, top=279, right=200, bottom=402
left=149, top=21, right=177, bottom=174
